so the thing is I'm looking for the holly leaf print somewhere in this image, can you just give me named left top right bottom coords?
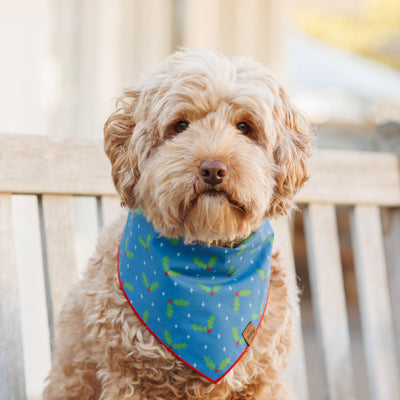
left=143, top=310, right=149, bottom=323
left=204, top=356, right=216, bottom=371
left=139, top=234, right=151, bottom=250
left=213, top=285, right=222, bottom=294
left=268, top=235, right=274, bottom=245
left=171, top=238, right=179, bottom=246
left=242, top=234, right=254, bottom=244
left=208, top=256, right=218, bottom=269
left=173, top=342, right=188, bottom=350
left=232, top=327, right=245, bottom=345
left=193, top=256, right=218, bottom=271
left=218, top=358, right=231, bottom=371
left=207, top=314, right=215, bottom=330
left=239, top=289, right=251, bottom=297
left=257, top=269, right=268, bottom=281
left=150, top=282, right=159, bottom=292
left=238, top=244, right=246, bottom=255
left=123, top=281, right=134, bottom=292
left=164, top=330, right=173, bottom=346
left=142, top=272, right=158, bottom=292
left=166, top=303, right=174, bottom=319
left=233, top=297, right=240, bottom=313
left=197, top=283, right=211, bottom=293
left=193, top=257, right=208, bottom=270
left=135, top=208, right=142, bottom=216
left=124, top=236, right=134, bottom=258
left=162, top=256, right=170, bottom=272
left=142, top=272, right=149, bottom=288
left=191, top=323, right=207, bottom=332
left=173, top=299, right=190, bottom=306
left=227, top=265, right=238, bottom=277
left=163, top=255, right=181, bottom=277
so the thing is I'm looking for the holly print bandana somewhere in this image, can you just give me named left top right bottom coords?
left=118, top=209, right=274, bottom=384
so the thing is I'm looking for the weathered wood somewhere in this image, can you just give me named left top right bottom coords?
left=351, top=206, right=400, bottom=400
left=0, top=194, right=27, bottom=400
left=39, top=194, right=78, bottom=351
left=272, top=215, right=309, bottom=400
left=0, top=135, right=114, bottom=195
left=297, top=150, right=400, bottom=206
left=304, top=204, right=356, bottom=400
left=97, top=195, right=122, bottom=231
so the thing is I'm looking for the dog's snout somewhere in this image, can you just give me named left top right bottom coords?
left=199, top=160, right=227, bottom=186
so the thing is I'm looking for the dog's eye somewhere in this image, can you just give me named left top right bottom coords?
left=236, top=121, right=251, bottom=135
left=174, top=120, right=189, bottom=133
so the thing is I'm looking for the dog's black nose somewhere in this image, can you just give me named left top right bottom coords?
left=199, top=160, right=227, bottom=186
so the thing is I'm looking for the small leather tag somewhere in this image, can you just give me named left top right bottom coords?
left=242, top=321, right=257, bottom=346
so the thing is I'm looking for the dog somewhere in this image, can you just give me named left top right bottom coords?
left=43, top=49, right=311, bottom=400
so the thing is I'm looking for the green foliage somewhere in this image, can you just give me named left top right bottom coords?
left=257, top=269, right=265, bottom=280
left=239, top=289, right=251, bottom=297
left=204, top=356, right=216, bottom=370
left=218, top=358, right=231, bottom=371
left=171, top=238, right=179, bottom=246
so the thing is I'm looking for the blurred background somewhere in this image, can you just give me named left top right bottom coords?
left=1, top=0, right=399, bottom=399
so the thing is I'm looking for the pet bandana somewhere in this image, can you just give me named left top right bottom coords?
left=118, top=209, right=274, bottom=384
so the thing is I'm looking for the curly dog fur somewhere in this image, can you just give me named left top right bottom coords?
left=43, top=50, right=311, bottom=399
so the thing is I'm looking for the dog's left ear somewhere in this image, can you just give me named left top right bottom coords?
left=104, top=88, right=141, bottom=209
left=268, top=86, right=311, bottom=217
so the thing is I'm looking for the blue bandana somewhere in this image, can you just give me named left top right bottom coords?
left=118, top=209, right=273, bottom=383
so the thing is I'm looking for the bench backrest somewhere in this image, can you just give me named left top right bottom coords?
left=1, top=134, right=399, bottom=400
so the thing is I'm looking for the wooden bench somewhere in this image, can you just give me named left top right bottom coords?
left=1, top=134, right=399, bottom=400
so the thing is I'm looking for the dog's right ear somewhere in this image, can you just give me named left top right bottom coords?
left=104, top=88, right=141, bottom=209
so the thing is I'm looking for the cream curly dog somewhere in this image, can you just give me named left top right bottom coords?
left=43, top=50, right=311, bottom=400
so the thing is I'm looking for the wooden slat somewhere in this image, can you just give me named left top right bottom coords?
left=272, top=216, right=310, bottom=400
left=297, top=150, right=400, bottom=206
left=381, top=208, right=400, bottom=362
left=304, top=204, right=356, bottom=400
left=0, top=194, right=27, bottom=400
left=0, top=135, right=115, bottom=195
left=39, top=195, right=78, bottom=351
left=351, top=206, right=400, bottom=400
left=97, top=195, right=122, bottom=231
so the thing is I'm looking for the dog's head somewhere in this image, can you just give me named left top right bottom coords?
left=104, top=50, right=311, bottom=245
